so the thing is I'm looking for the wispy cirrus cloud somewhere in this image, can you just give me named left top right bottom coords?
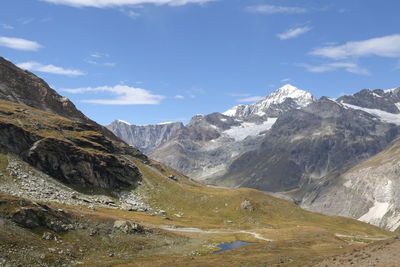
left=303, top=34, right=400, bottom=75
left=237, top=96, right=264, bottom=103
left=85, top=60, right=116, bottom=67
left=228, top=93, right=251, bottom=97
left=277, top=26, right=312, bottom=40
left=63, top=85, right=165, bottom=105
left=85, top=52, right=116, bottom=67
left=246, top=4, right=308, bottom=14
left=17, top=61, right=85, bottom=76
left=0, top=36, right=42, bottom=51
left=40, top=0, right=216, bottom=8
left=90, top=52, right=109, bottom=58
left=311, top=34, right=400, bottom=59
left=298, top=62, right=370, bottom=75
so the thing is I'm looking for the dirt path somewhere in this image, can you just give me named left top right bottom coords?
left=161, top=226, right=273, bottom=242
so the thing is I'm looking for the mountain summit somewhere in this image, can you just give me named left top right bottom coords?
left=223, top=84, right=315, bottom=119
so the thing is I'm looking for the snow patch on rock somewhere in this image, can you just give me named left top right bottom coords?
left=223, top=118, right=277, bottom=141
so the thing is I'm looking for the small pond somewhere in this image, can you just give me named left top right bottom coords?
left=213, top=241, right=253, bottom=254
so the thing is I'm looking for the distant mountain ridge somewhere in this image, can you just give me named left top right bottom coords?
left=110, top=84, right=317, bottom=180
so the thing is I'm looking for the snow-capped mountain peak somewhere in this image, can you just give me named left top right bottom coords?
left=223, top=84, right=315, bottom=118
left=261, top=84, right=314, bottom=108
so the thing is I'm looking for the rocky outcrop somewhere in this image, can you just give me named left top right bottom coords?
left=24, top=137, right=140, bottom=189
left=113, top=220, right=145, bottom=234
left=0, top=194, right=74, bottom=232
left=106, top=120, right=184, bottom=152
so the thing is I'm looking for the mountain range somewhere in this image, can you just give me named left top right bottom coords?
left=109, top=83, right=400, bottom=230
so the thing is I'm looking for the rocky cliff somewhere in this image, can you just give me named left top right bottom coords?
left=106, top=120, right=184, bottom=153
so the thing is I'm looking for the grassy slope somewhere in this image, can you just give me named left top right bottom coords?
left=101, top=158, right=394, bottom=266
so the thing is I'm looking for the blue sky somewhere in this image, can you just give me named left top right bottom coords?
left=1, top=0, right=400, bottom=125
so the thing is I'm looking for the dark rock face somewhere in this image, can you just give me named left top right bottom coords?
left=25, top=138, right=140, bottom=189
left=106, top=120, right=184, bottom=153
left=0, top=122, right=40, bottom=154
left=219, top=98, right=400, bottom=192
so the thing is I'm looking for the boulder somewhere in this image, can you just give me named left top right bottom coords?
left=240, top=200, right=254, bottom=211
left=113, top=220, right=144, bottom=234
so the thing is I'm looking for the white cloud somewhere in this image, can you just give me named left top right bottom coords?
left=277, top=26, right=311, bottom=40
left=237, top=96, right=264, bottom=103
left=246, top=4, right=308, bottom=14
left=311, top=34, right=400, bottom=59
left=40, top=0, right=216, bottom=8
left=0, top=36, right=42, bottom=51
left=174, top=94, right=185, bottom=99
left=281, top=78, right=291, bottom=82
left=299, top=62, right=370, bottom=75
left=90, top=52, right=109, bottom=58
left=63, top=85, right=165, bottom=104
left=86, top=52, right=116, bottom=66
left=85, top=59, right=116, bottom=67
left=17, top=61, right=85, bottom=76
left=0, top=24, right=14, bottom=30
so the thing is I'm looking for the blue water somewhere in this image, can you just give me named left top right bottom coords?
left=213, top=241, right=252, bottom=254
